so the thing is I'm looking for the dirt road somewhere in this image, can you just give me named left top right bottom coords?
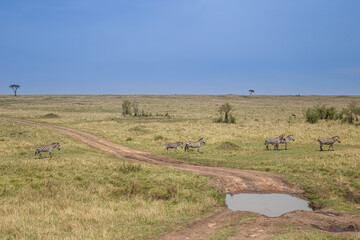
left=2, top=117, right=359, bottom=239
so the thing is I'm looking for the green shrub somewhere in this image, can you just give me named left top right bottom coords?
left=339, top=102, right=360, bottom=124
left=122, top=99, right=132, bottom=116
left=215, top=103, right=236, bottom=124
left=326, top=107, right=338, bottom=120
left=305, top=108, right=319, bottom=123
left=305, top=105, right=339, bottom=123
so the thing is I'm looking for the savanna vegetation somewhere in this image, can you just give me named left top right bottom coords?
left=1, top=94, right=360, bottom=239
left=305, top=102, right=360, bottom=124
left=0, top=120, right=221, bottom=239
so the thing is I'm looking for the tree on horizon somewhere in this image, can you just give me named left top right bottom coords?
left=249, top=89, right=255, bottom=95
left=9, top=84, right=20, bottom=96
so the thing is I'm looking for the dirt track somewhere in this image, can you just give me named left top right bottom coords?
left=2, top=117, right=359, bottom=239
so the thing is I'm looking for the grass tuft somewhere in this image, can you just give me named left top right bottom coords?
left=217, top=142, right=240, bottom=151
left=154, top=135, right=164, bottom=141
left=41, top=113, right=60, bottom=118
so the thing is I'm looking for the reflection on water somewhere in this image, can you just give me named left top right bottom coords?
left=226, top=193, right=313, bottom=217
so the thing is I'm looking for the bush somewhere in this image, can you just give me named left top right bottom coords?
left=305, top=105, right=339, bottom=123
left=326, top=107, right=338, bottom=120
left=305, top=108, right=319, bottom=123
left=132, top=102, right=139, bottom=116
left=122, top=100, right=132, bottom=116
left=215, top=103, right=236, bottom=124
left=339, top=102, right=360, bottom=124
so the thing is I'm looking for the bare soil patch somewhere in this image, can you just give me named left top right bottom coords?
left=2, top=116, right=359, bottom=239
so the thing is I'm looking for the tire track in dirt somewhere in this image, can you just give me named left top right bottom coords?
left=2, top=117, right=360, bottom=239
left=1, top=116, right=301, bottom=195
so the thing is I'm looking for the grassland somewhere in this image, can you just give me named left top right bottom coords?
left=1, top=94, right=360, bottom=238
left=0, top=120, right=221, bottom=239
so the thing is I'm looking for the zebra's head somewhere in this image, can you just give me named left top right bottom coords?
left=333, top=136, right=341, bottom=143
left=178, top=142, right=183, bottom=148
left=288, top=135, right=295, bottom=141
left=200, top=137, right=205, bottom=144
left=53, top=142, right=60, bottom=150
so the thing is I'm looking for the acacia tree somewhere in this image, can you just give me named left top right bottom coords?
left=9, top=84, right=20, bottom=96
left=249, top=90, right=255, bottom=95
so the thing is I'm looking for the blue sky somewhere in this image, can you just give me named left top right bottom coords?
left=1, top=0, right=359, bottom=95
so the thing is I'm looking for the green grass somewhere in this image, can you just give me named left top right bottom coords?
left=0, top=120, right=222, bottom=239
left=205, top=226, right=237, bottom=240
left=1, top=94, right=360, bottom=237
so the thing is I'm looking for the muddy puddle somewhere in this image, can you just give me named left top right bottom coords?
left=226, top=193, right=313, bottom=217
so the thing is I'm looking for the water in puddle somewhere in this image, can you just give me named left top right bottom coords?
left=226, top=193, right=313, bottom=217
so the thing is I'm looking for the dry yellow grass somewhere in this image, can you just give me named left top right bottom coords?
left=0, top=120, right=220, bottom=239
left=1, top=94, right=360, bottom=238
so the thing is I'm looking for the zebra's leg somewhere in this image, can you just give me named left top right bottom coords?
left=328, top=144, right=332, bottom=151
left=320, top=144, right=323, bottom=151
left=175, top=147, right=178, bottom=153
left=197, top=147, right=199, bottom=153
left=285, top=143, right=287, bottom=150
left=266, top=143, right=269, bottom=150
left=49, top=151, right=53, bottom=158
left=163, top=147, right=167, bottom=152
left=39, top=152, right=42, bottom=159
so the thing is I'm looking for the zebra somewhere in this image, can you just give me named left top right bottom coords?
left=184, top=137, right=205, bottom=153
left=279, top=134, right=295, bottom=150
left=35, top=142, right=60, bottom=158
left=265, top=134, right=285, bottom=150
left=317, top=136, right=341, bottom=151
left=163, top=142, right=183, bottom=153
